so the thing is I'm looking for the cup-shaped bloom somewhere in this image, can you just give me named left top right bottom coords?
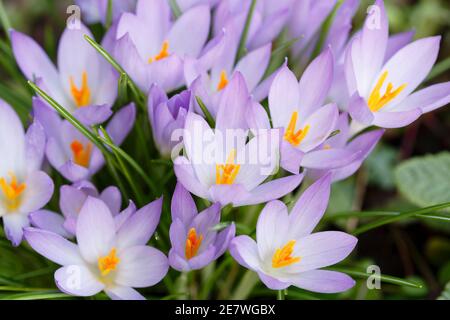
left=308, top=113, right=384, bottom=182
left=148, top=85, right=191, bottom=156
left=75, top=0, right=136, bottom=25
left=114, top=0, right=211, bottom=92
left=11, top=24, right=117, bottom=125
left=230, top=174, right=357, bottom=293
left=0, top=100, right=54, bottom=246
left=174, top=112, right=303, bottom=207
left=30, top=181, right=134, bottom=238
left=345, top=0, right=450, bottom=129
left=168, top=184, right=235, bottom=271
left=24, top=196, right=168, bottom=300
left=33, top=98, right=136, bottom=182
left=266, top=51, right=359, bottom=174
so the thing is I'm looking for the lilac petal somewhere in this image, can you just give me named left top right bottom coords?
left=280, top=140, right=304, bottom=174
left=291, top=270, right=355, bottom=293
left=25, top=120, right=45, bottom=174
left=394, top=82, right=450, bottom=114
left=106, top=103, right=136, bottom=146
left=60, top=184, right=89, bottom=220
left=327, top=113, right=350, bottom=148
left=20, top=171, right=54, bottom=213
left=117, top=12, right=154, bottom=61
left=385, top=30, right=415, bottom=62
left=3, top=213, right=29, bottom=246
left=235, top=44, right=271, bottom=92
left=268, top=66, right=300, bottom=129
left=76, top=197, right=116, bottom=263
left=73, top=105, right=112, bottom=126
left=24, top=227, right=82, bottom=265
left=29, top=210, right=72, bottom=238
left=209, top=184, right=250, bottom=207
left=246, top=102, right=271, bottom=131
left=147, top=54, right=184, bottom=92
left=169, top=218, right=187, bottom=259
left=298, top=47, right=334, bottom=117
left=288, top=174, right=332, bottom=239
left=148, top=84, right=168, bottom=128
left=168, top=5, right=211, bottom=58
left=301, top=148, right=361, bottom=170
left=348, top=93, right=374, bottom=125
left=252, top=60, right=286, bottom=102
left=249, top=9, right=290, bottom=49
left=105, top=286, right=145, bottom=300
left=173, top=156, right=209, bottom=199
left=191, top=202, right=221, bottom=236
left=55, top=265, right=104, bottom=297
left=213, top=223, right=236, bottom=260
left=373, top=109, right=421, bottom=128
left=258, top=272, right=290, bottom=290
left=100, top=186, right=122, bottom=216
left=229, top=235, right=261, bottom=271
left=188, top=245, right=216, bottom=270
left=256, top=200, right=289, bottom=260
left=116, top=197, right=163, bottom=249
left=171, top=183, right=197, bottom=225
left=115, top=201, right=137, bottom=230
left=168, top=249, right=190, bottom=272
left=32, top=97, right=62, bottom=139
left=58, top=161, right=91, bottom=183
left=115, top=246, right=169, bottom=287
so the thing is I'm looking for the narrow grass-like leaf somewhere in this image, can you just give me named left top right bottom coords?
left=169, top=0, right=182, bottom=18
left=325, top=210, right=450, bottom=222
left=105, top=0, right=113, bottom=29
left=196, top=96, right=215, bottom=128
left=311, top=0, right=342, bottom=58
left=235, top=0, right=257, bottom=63
left=1, top=291, right=70, bottom=300
left=0, top=0, right=11, bottom=41
left=426, top=56, right=450, bottom=82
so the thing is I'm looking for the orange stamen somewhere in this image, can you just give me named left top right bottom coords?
left=216, top=70, right=229, bottom=91
left=97, top=248, right=120, bottom=276
left=185, top=228, right=203, bottom=260
left=368, top=71, right=407, bottom=112
left=0, top=172, right=26, bottom=210
left=148, top=40, right=170, bottom=63
left=215, top=149, right=240, bottom=185
left=70, top=71, right=91, bottom=107
left=70, top=140, right=93, bottom=168
left=272, top=240, right=301, bottom=268
left=284, top=111, right=310, bottom=146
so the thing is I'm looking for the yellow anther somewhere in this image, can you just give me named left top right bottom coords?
left=70, top=140, right=93, bottom=168
left=284, top=112, right=310, bottom=146
left=216, top=149, right=240, bottom=185
left=98, top=248, right=120, bottom=276
left=185, top=228, right=203, bottom=260
left=0, top=173, right=26, bottom=210
left=272, top=240, right=301, bottom=268
left=70, top=71, right=91, bottom=107
left=148, top=40, right=170, bottom=63
left=368, top=71, right=407, bottom=112
left=216, top=70, right=229, bottom=91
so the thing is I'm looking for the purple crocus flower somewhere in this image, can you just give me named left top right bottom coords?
left=11, top=24, right=117, bottom=125
left=33, top=98, right=136, bottom=183
left=168, top=183, right=235, bottom=271
left=230, top=174, right=357, bottom=293
left=114, top=0, right=211, bottom=92
left=148, top=85, right=191, bottom=156
left=24, top=196, right=168, bottom=300
left=30, top=181, right=135, bottom=237
left=345, top=0, right=450, bottom=130
left=262, top=50, right=359, bottom=174
left=307, top=113, right=384, bottom=182
left=0, top=99, right=54, bottom=246
left=75, top=0, right=136, bottom=25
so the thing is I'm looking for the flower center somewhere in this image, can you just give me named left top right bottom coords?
left=272, top=240, right=301, bottom=268
left=185, top=228, right=203, bottom=260
left=0, top=172, right=26, bottom=211
left=98, top=248, right=120, bottom=276
left=148, top=40, right=170, bottom=63
left=216, top=70, right=229, bottom=91
left=216, top=149, right=240, bottom=185
left=284, top=111, right=310, bottom=147
left=368, top=71, right=407, bottom=112
left=70, top=140, right=93, bottom=168
left=70, top=71, right=91, bottom=107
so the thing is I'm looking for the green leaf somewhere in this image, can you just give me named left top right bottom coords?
left=395, top=152, right=450, bottom=209
left=195, top=96, right=215, bottom=128
left=0, top=0, right=11, bottom=41
left=168, top=0, right=182, bottom=18
left=235, top=0, right=257, bottom=63
left=366, top=143, right=398, bottom=190
left=437, top=281, right=450, bottom=300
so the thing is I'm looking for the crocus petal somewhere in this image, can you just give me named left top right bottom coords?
left=115, top=201, right=137, bottom=230
left=188, top=245, right=216, bottom=270
left=59, top=184, right=91, bottom=220
left=258, top=272, right=290, bottom=290
left=3, top=213, right=29, bottom=246
left=301, top=148, right=360, bottom=170
left=168, top=250, right=190, bottom=272
left=246, top=102, right=271, bottom=131
left=173, top=156, right=209, bottom=199
left=373, top=109, right=421, bottom=128
left=280, top=141, right=304, bottom=174
left=20, top=171, right=54, bottom=213
left=29, top=210, right=72, bottom=238
left=348, top=93, right=374, bottom=125
left=394, top=82, right=450, bottom=114
left=115, top=246, right=169, bottom=288
left=249, top=9, right=290, bottom=49
left=169, top=218, right=187, bottom=259
left=234, top=43, right=271, bottom=92
left=105, top=286, right=145, bottom=300
left=116, top=197, right=163, bottom=249
left=213, top=223, right=236, bottom=260
left=292, top=270, right=355, bottom=293
left=229, top=235, right=261, bottom=271
left=73, top=105, right=112, bottom=126
left=171, top=183, right=197, bottom=225
left=288, top=174, right=331, bottom=239
left=76, top=197, right=116, bottom=263
left=209, top=184, right=250, bottom=207
left=385, top=30, right=415, bottom=62
left=100, top=186, right=122, bottom=216
left=298, top=47, right=334, bottom=118
left=58, top=161, right=91, bottom=183
left=24, top=227, right=83, bottom=265
left=25, top=120, right=45, bottom=174
left=105, top=103, right=136, bottom=146
left=55, top=265, right=104, bottom=297
left=135, top=0, right=170, bottom=53
left=252, top=61, right=286, bottom=102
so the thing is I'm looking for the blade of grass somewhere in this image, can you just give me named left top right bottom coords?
left=325, top=210, right=450, bottom=222
left=0, top=0, right=11, bottom=41
left=195, top=96, right=215, bottom=128
left=235, top=0, right=257, bottom=63
left=169, top=0, right=182, bottom=18
left=426, top=56, right=450, bottom=82
left=105, top=0, right=113, bottom=29
left=311, top=0, right=342, bottom=58
left=1, top=291, right=70, bottom=300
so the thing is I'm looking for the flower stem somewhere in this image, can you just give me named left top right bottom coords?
left=277, top=290, right=285, bottom=300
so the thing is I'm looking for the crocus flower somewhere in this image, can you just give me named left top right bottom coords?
left=33, top=98, right=136, bottom=183
left=230, top=174, right=358, bottom=293
left=11, top=24, right=117, bottom=125
left=24, top=196, right=168, bottom=300
left=148, top=85, right=191, bottom=157
left=168, top=183, right=235, bottom=271
left=114, top=0, right=211, bottom=92
left=30, top=181, right=135, bottom=237
left=345, top=0, right=450, bottom=130
left=265, top=50, right=359, bottom=174
left=0, top=99, right=54, bottom=246
left=75, top=0, right=136, bottom=25
left=307, top=113, right=384, bottom=182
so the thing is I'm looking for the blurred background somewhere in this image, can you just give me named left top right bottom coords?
left=0, top=0, right=449, bottom=300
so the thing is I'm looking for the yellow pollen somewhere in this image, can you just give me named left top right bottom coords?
left=284, top=112, right=310, bottom=146
left=70, top=140, right=93, bottom=168
left=0, top=172, right=26, bottom=211
left=368, top=71, right=407, bottom=112
left=98, top=248, right=120, bottom=276
left=148, top=40, right=170, bottom=63
left=70, top=71, right=91, bottom=107
left=272, top=240, right=301, bottom=268
left=185, top=228, right=203, bottom=260
left=216, top=149, right=240, bottom=185
left=216, top=70, right=229, bottom=91
left=323, top=144, right=332, bottom=150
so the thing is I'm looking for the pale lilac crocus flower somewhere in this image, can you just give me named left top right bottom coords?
left=148, top=85, right=192, bottom=157
left=11, top=24, right=117, bottom=125
left=30, top=181, right=135, bottom=238
left=33, top=98, right=136, bottom=183
left=345, top=0, right=450, bottom=130
left=75, top=0, right=136, bottom=25
left=0, top=99, right=54, bottom=246
left=114, top=0, right=212, bottom=92
left=177, top=0, right=220, bottom=12
left=230, top=174, right=357, bottom=293
left=24, top=196, right=168, bottom=300
left=264, top=50, right=359, bottom=174
left=168, top=183, right=235, bottom=271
